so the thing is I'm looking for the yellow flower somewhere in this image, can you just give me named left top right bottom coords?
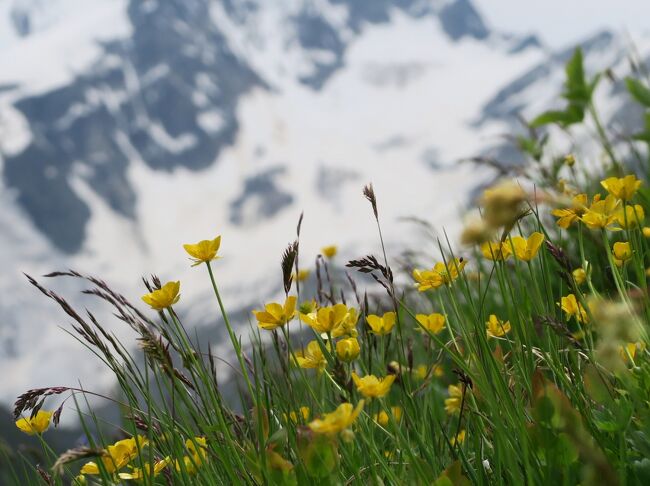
left=301, top=304, right=350, bottom=334
left=293, top=269, right=310, bottom=282
left=572, top=267, right=587, bottom=285
left=551, top=194, right=589, bottom=229
left=510, top=232, right=545, bottom=261
left=480, top=241, right=511, bottom=261
left=81, top=436, right=148, bottom=475
left=176, top=437, right=208, bottom=475
left=580, top=195, right=621, bottom=230
left=480, top=179, right=527, bottom=228
left=351, top=373, right=396, bottom=398
left=486, top=314, right=511, bottom=338
left=415, top=313, right=446, bottom=334
left=182, top=235, right=221, bottom=266
left=321, top=245, right=338, bottom=259
left=373, top=407, right=403, bottom=427
left=336, top=337, right=360, bottom=362
left=141, top=281, right=180, bottom=310
left=450, top=430, right=466, bottom=446
left=564, top=154, right=576, bottom=167
left=308, top=401, right=364, bottom=435
left=620, top=342, right=646, bottom=362
left=118, top=457, right=171, bottom=480
left=559, top=294, right=589, bottom=324
left=293, top=340, right=328, bottom=371
left=414, top=364, right=444, bottom=379
left=601, top=175, right=642, bottom=201
left=253, top=296, right=297, bottom=330
left=444, top=384, right=464, bottom=415
left=615, top=204, right=645, bottom=229
left=413, top=258, right=466, bottom=292
left=284, top=407, right=311, bottom=424
left=332, top=307, right=359, bottom=337
left=15, top=410, right=53, bottom=435
left=366, top=312, right=396, bottom=335
left=643, top=227, right=650, bottom=238
left=613, top=241, right=632, bottom=267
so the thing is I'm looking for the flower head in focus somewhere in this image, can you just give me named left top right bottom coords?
left=486, top=314, right=511, bottom=338
left=336, top=337, right=360, bottom=362
left=600, top=175, right=642, bottom=201
left=415, top=313, right=446, bottom=334
left=308, top=401, right=364, bottom=435
left=413, top=258, right=466, bottom=292
left=366, top=312, right=396, bottom=336
left=253, top=296, right=297, bottom=331
left=351, top=373, right=395, bottom=398
left=510, top=232, right=545, bottom=261
left=15, top=410, right=53, bottom=435
left=141, top=281, right=180, bottom=310
left=183, top=235, right=221, bottom=266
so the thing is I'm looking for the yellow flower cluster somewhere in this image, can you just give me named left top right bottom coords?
left=413, top=258, right=466, bottom=291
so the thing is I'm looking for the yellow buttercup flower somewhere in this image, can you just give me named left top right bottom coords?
left=551, top=194, right=589, bottom=229
left=118, top=457, right=171, bottom=480
left=176, top=437, right=208, bottom=475
left=559, top=294, right=589, bottom=324
left=308, top=401, right=364, bottom=435
left=444, top=384, right=464, bottom=415
left=253, top=296, right=297, bottom=330
left=15, top=410, right=53, bottom=435
left=580, top=195, right=621, bottom=230
left=81, top=436, right=148, bottom=475
left=510, top=232, right=545, bottom=261
left=351, top=372, right=396, bottom=398
left=293, top=269, right=310, bottom=282
left=620, top=342, right=646, bottom=362
left=366, top=312, right=396, bottom=335
left=293, top=340, right=328, bottom=371
left=373, top=407, right=403, bottom=427
left=450, top=430, right=466, bottom=446
left=284, top=407, right=311, bottom=424
left=613, top=241, right=632, bottom=267
left=415, top=313, right=446, bottom=334
left=615, top=204, right=645, bottom=229
left=481, top=241, right=511, bottom=261
left=414, top=364, right=444, bottom=379
left=332, top=307, right=359, bottom=337
left=301, top=304, right=350, bottom=334
left=321, top=245, right=338, bottom=259
left=183, top=235, right=221, bottom=266
left=643, top=227, right=650, bottom=238
left=336, top=337, right=360, bottom=362
left=413, top=258, right=466, bottom=292
left=486, top=314, right=511, bottom=338
left=572, top=267, right=586, bottom=285
left=601, top=175, right=642, bottom=201
left=141, top=281, right=180, bottom=310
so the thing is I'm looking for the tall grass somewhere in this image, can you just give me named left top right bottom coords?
left=4, top=47, right=650, bottom=485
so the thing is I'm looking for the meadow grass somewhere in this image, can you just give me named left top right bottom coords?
left=4, top=48, right=650, bottom=485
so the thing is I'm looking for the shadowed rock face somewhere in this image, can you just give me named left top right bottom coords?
left=2, top=0, right=492, bottom=254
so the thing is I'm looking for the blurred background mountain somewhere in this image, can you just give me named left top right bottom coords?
left=1, top=0, right=649, bottom=444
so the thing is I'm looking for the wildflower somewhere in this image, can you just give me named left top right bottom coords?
left=373, top=407, right=403, bottom=427
left=612, top=242, right=632, bottom=267
left=284, top=407, right=310, bottom=423
left=450, top=430, right=466, bottom=446
left=413, top=258, right=466, bottom=291
left=81, top=436, right=148, bottom=475
left=600, top=175, right=642, bottom=201
left=321, top=245, right=337, bottom=259
left=615, top=204, right=645, bottom=229
left=415, top=313, right=446, bottom=334
left=559, top=294, right=589, bottom=324
left=293, top=340, right=328, bottom=371
left=332, top=308, right=359, bottom=337
left=444, top=384, right=464, bottom=415
left=141, top=281, right=180, bottom=310
left=414, top=364, right=444, bottom=379
left=183, top=235, right=221, bottom=266
left=564, top=154, right=576, bottom=167
left=366, top=312, right=396, bottom=335
left=486, top=314, right=511, bottom=338
left=293, top=269, right=310, bottom=282
left=480, top=179, right=527, bottom=228
left=336, top=337, right=360, bottom=362
left=620, top=342, right=646, bottom=362
left=551, top=194, right=589, bottom=229
left=301, top=304, right=350, bottom=334
left=308, top=401, right=364, bottom=435
left=351, top=373, right=396, bottom=398
left=15, top=410, right=53, bottom=435
left=118, top=457, right=171, bottom=480
left=176, top=437, right=208, bottom=475
left=510, top=232, right=545, bottom=261
left=643, top=227, right=650, bottom=238
left=253, top=296, right=297, bottom=330
left=581, top=195, right=621, bottom=230
left=480, top=241, right=511, bottom=261
left=572, top=267, right=587, bottom=285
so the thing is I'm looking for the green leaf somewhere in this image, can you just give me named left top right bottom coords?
left=530, top=110, right=574, bottom=128
left=626, top=77, right=650, bottom=107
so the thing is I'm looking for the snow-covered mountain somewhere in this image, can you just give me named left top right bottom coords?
left=0, top=0, right=644, bottom=407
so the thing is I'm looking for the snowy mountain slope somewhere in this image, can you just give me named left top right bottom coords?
left=0, top=0, right=580, bottom=406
